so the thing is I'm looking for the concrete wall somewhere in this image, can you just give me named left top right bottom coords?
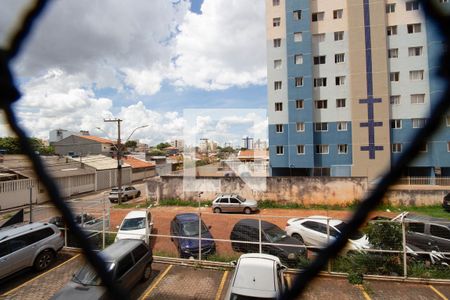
left=148, top=176, right=368, bottom=206
left=383, top=189, right=448, bottom=206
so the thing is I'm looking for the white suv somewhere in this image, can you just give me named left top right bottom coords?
left=285, top=216, right=370, bottom=252
left=224, top=253, right=287, bottom=300
left=115, top=210, right=153, bottom=245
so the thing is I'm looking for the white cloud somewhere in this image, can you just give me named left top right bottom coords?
left=171, top=0, right=267, bottom=90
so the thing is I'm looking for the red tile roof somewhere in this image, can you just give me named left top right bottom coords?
left=122, top=156, right=155, bottom=169
left=79, top=135, right=114, bottom=144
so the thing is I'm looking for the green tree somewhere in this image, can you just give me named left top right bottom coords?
left=0, top=137, right=54, bottom=155
left=148, top=149, right=165, bottom=156
left=124, top=140, right=138, bottom=149
left=365, top=221, right=402, bottom=250
left=156, top=142, right=171, bottom=150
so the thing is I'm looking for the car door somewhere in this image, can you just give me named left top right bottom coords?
left=170, top=220, right=180, bottom=248
left=429, top=224, right=450, bottom=252
left=229, top=197, right=242, bottom=212
left=0, top=240, right=12, bottom=279
left=218, top=197, right=230, bottom=212
left=115, top=253, right=136, bottom=290
left=406, top=222, right=428, bottom=250
left=4, top=232, right=34, bottom=276
left=299, top=221, right=321, bottom=247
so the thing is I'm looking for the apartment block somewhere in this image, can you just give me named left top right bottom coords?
left=266, top=0, right=450, bottom=179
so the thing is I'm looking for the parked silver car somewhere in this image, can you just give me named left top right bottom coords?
left=108, top=186, right=141, bottom=203
left=51, top=239, right=153, bottom=299
left=0, top=222, right=64, bottom=280
left=212, top=194, right=258, bottom=214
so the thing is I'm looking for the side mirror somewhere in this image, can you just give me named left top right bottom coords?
left=116, top=225, right=120, bottom=229
left=208, top=225, right=212, bottom=229
left=150, top=222, right=154, bottom=227
left=230, top=261, right=237, bottom=267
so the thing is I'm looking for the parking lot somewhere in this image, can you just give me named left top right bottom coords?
left=0, top=251, right=448, bottom=300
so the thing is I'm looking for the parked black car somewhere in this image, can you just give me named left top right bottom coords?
left=170, top=213, right=216, bottom=258
left=405, top=214, right=450, bottom=262
left=230, top=219, right=307, bottom=267
left=51, top=239, right=152, bottom=299
left=443, top=193, right=450, bottom=212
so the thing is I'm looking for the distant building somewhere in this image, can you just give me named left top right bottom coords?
left=49, top=129, right=90, bottom=143
left=170, top=139, right=185, bottom=150
left=53, top=135, right=114, bottom=157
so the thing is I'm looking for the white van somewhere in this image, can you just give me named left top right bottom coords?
left=115, top=210, right=153, bottom=245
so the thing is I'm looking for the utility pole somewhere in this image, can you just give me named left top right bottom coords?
left=104, top=118, right=123, bottom=205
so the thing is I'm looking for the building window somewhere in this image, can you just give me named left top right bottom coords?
left=334, top=31, right=344, bottom=41
left=276, top=146, right=284, bottom=155
left=406, top=1, right=419, bottom=11
left=336, top=98, right=346, bottom=108
left=294, top=54, right=303, bottom=65
left=314, top=122, right=328, bottom=132
left=419, top=143, right=428, bottom=152
left=274, top=81, right=282, bottom=90
left=408, top=46, right=423, bottom=56
left=390, top=72, right=400, bottom=82
left=313, top=55, right=326, bottom=65
left=273, top=0, right=280, bottom=6
left=409, top=70, right=424, bottom=80
left=386, top=3, right=396, bottom=13
left=333, top=9, right=343, bottom=19
left=273, top=17, right=281, bottom=27
left=412, top=118, right=426, bottom=128
left=312, top=12, right=324, bottom=22
left=407, top=23, right=421, bottom=34
left=314, top=100, right=328, bottom=109
left=390, top=95, right=401, bottom=104
left=392, top=143, right=402, bottom=153
left=337, top=122, right=348, bottom=131
left=391, top=119, right=402, bottom=129
left=273, top=38, right=281, bottom=48
left=335, top=53, right=345, bottom=63
left=335, top=76, right=345, bottom=86
left=388, top=48, right=398, bottom=58
left=276, top=124, right=283, bottom=133
left=411, top=94, right=425, bottom=104
left=293, top=10, right=302, bottom=20
left=295, top=77, right=304, bottom=87
left=297, top=145, right=305, bottom=155
left=293, top=32, right=302, bottom=42
left=387, top=25, right=397, bottom=36
left=338, top=144, right=348, bottom=154
left=275, top=102, right=283, bottom=111
left=312, top=33, right=325, bottom=43
left=316, top=145, right=329, bottom=154
left=296, top=99, right=304, bottom=109
left=274, top=59, right=282, bottom=69
left=314, top=77, right=327, bottom=87
left=296, top=122, right=305, bottom=132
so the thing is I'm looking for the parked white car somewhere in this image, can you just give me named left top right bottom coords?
left=285, top=216, right=370, bottom=252
left=224, top=253, right=287, bottom=300
left=115, top=210, right=153, bottom=245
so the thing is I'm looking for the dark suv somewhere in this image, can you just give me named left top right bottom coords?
left=405, top=214, right=450, bottom=261
left=230, top=219, right=307, bottom=267
left=170, top=213, right=215, bottom=258
left=443, top=193, right=450, bottom=212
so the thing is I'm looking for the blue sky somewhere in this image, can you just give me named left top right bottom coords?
left=0, top=0, right=267, bottom=145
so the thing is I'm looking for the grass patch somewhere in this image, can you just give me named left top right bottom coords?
left=258, top=200, right=359, bottom=211
left=112, top=202, right=150, bottom=209
left=376, top=204, right=450, bottom=219
left=153, top=250, right=178, bottom=258
left=159, top=199, right=212, bottom=207
left=207, top=253, right=240, bottom=263
left=408, top=262, right=450, bottom=279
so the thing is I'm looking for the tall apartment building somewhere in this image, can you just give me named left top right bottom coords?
left=266, top=0, right=450, bottom=179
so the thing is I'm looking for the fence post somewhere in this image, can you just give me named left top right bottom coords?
left=259, top=216, right=262, bottom=254
left=402, top=217, right=407, bottom=278
left=102, top=199, right=106, bottom=249
left=198, top=211, right=202, bottom=261
left=326, top=218, right=331, bottom=273
left=64, top=223, right=68, bottom=247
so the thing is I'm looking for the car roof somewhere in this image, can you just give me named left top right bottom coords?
left=404, top=214, right=450, bottom=228
left=102, top=239, right=144, bottom=261
left=216, top=194, right=241, bottom=198
left=234, top=219, right=278, bottom=230
left=124, top=210, right=147, bottom=219
left=299, top=216, right=344, bottom=227
left=175, top=213, right=199, bottom=222
left=232, top=254, right=278, bottom=298
left=0, top=222, right=55, bottom=241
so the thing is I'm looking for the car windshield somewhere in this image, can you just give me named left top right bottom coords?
left=236, top=195, right=246, bottom=202
left=181, top=221, right=209, bottom=236
left=120, top=217, right=145, bottom=230
left=72, top=262, right=114, bottom=286
left=334, top=222, right=364, bottom=240
left=230, top=294, right=276, bottom=300
left=264, top=225, right=288, bottom=243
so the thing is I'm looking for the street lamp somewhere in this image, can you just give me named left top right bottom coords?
left=97, top=122, right=149, bottom=205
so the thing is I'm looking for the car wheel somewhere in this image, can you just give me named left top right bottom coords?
left=213, top=207, right=221, bottom=213
left=292, top=233, right=304, bottom=243
left=122, top=195, right=128, bottom=202
left=34, top=250, right=54, bottom=271
left=244, top=207, right=251, bottom=214
left=141, top=263, right=152, bottom=282
left=136, top=191, right=141, bottom=198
